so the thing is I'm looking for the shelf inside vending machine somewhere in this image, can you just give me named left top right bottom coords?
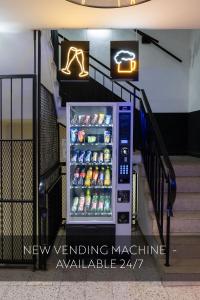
left=68, top=105, right=114, bottom=223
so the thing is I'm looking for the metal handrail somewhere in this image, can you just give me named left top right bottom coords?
left=141, top=89, right=176, bottom=211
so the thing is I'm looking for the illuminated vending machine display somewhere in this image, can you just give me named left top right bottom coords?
left=66, top=103, right=133, bottom=244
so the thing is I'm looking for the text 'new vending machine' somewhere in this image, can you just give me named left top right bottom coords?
left=66, top=102, right=133, bottom=248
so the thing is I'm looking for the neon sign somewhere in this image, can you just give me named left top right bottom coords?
left=114, top=50, right=136, bottom=73
left=111, top=41, right=139, bottom=81
left=61, top=46, right=89, bottom=78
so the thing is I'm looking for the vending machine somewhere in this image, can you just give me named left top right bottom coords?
left=66, top=102, right=133, bottom=244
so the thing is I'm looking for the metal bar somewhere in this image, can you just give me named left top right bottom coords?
left=21, top=78, right=24, bottom=262
left=165, top=180, right=171, bottom=267
left=0, top=78, right=3, bottom=260
left=0, top=75, right=35, bottom=79
left=46, top=175, right=62, bottom=193
left=10, top=78, right=14, bottom=262
left=135, top=29, right=182, bottom=63
left=0, top=200, right=33, bottom=203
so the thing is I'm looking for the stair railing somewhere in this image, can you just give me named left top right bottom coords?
left=51, top=30, right=176, bottom=266
left=140, top=89, right=176, bottom=266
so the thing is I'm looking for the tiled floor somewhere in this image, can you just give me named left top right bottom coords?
left=0, top=264, right=200, bottom=300
left=0, top=280, right=200, bottom=300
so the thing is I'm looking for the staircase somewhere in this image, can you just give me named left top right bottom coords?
left=50, top=30, right=200, bottom=275
left=140, top=155, right=200, bottom=280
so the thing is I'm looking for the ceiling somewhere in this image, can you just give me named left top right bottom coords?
left=0, top=0, right=200, bottom=31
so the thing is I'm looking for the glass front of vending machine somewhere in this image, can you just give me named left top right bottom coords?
left=66, top=103, right=117, bottom=225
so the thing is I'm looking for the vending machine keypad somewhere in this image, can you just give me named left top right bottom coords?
left=118, top=111, right=131, bottom=184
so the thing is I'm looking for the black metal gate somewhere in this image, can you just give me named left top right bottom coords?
left=0, top=75, right=37, bottom=266
left=38, top=84, right=62, bottom=270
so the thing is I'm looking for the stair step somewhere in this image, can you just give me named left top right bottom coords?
left=170, top=156, right=200, bottom=177
left=173, top=193, right=200, bottom=211
left=158, top=258, right=200, bottom=281
left=176, top=177, right=200, bottom=193
left=147, top=192, right=200, bottom=212
left=152, top=211, right=200, bottom=234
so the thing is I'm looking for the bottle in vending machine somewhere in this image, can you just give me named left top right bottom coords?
left=70, top=129, right=78, bottom=143
left=91, top=193, right=98, bottom=212
left=78, top=151, right=85, bottom=163
left=92, top=167, right=99, bottom=186
left=78, top=130, right=86, bottom=143
left=85, top=150, right=92, bottom=163
left=71, top=196, right=79, bottom=212
left=78, top=193, right=85, bottom=212
left=104, top=148, right=111, bottom=163
left=71, top=150, right=79, bottom=163
left=97, top=167, right=105, bottom=186
left=85, top=189, right=91, bottom=211
left=98, top=152, right=104, bottom=163
left=91, top=113, right=98, bottom=125
left=104, top=166, right=111, bottom=186
left=78, top=168, right=86, bottom=186
left=104, top=131, right=111, bottom=144
left=91, top=151, right=98, bottom=163
left=85, top=167, right=93, bottom=187
left=97, top=194, right=104, bottom=212
left=104, top=195, right=111, bottom=212
left=72, top=167, right=80, bottom=186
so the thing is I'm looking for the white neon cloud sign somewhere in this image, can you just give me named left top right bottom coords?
left=114, top=50, right=137, bottom=74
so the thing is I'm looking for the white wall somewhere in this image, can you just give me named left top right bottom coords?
left=0, top=30, right=34, bottom=74
left=188, top=30, right=200, bottom=112
left=60, top=29, right=191, bottom=113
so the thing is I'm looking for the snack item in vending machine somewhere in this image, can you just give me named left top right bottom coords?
left=91, top=193, right=98, bottom=212
left=78, top=168, right=86, bottom=186
left=85, top=189, right=91, bottom=210
left=91, top=113, right=98, bottom=125
left=91, top=151, right=98, bottom=163
left=71, top=150, right=79, bottom=162
left=104, top=148, right=111, bottom=163
left=78, top=151, right=85, bottom=163
left=98, top=113, right=105, bottom=125
left=87, top=135, right=97, bottom=143
left=78, top=115, right=85, bottom=125
left=72, top=167, right=80, bottom=186
left=98, top=152, right=104, bottom=163
left=70, top=128, right=78, bottom=143
left=92, top=167, right=99, bottom=186
left=105, top=115, right=112, bottom=125
left=85, top=150, right=92, bottom=163
left=84, top=115, right=91, bottom=125
left=72, top=197, right=79, bottom=212
left=78, top=130, right=85, bottom=143
left=104, top=195, right=111, bottom=212
left=104, top=166, right=111, bottom=186
left=104, top=131, right=111, bottom=144
left=98, top=167, right=105, bottom=186
left=78, top=193, right=85, bottom=212
left=71, top=114, right=78, bottom=125
left=97, top=194, right=104, bottom=212
left=85, top=167, right=93, bottom=186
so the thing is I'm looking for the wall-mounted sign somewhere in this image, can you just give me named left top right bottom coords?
left=111, top=41, right=139, bottom=81
left=60, top=41, right=89, bottom=81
